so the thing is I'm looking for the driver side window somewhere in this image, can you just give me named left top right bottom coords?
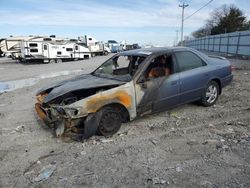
left=145, top=54, right=173, bottom=79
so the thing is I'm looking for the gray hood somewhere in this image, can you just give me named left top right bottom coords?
left=37, top=74, right=125, bottom=103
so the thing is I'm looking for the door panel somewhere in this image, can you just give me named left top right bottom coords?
left=136, top=78, right=161, bottom=115
left=174, top=50, right=209, bottom=104
left=136, top=74, right=180, bottom=115
left=135, top=53, right=180, bottom=115
left=153, top=73, right=180, bottom=111
left=179, top=66, right=208, bottom=103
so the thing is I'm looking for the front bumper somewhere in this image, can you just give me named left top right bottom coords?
left=35, top=103, right=53, bottom=124
left=35, top=102, right=99, bottom=139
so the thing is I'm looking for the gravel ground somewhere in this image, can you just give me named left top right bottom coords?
left=0, top=53, right=250, bottom=188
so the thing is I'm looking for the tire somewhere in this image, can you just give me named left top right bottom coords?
left=104, top=51, right=108, bottom=55
left=49, top=59, right=56, bottom=64
left=56, top=59, right=62, bottom=63
left=200, top=81, right=219, bottom=107
left=97, top=106, right=122, bottom=136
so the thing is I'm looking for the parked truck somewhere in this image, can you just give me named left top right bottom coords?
left=78, top=35, right=110, bottom=56
left=19, top=39, right=91, bottom=63
left=107, top=40, right=123, bottom=53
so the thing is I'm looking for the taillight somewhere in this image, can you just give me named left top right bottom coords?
left=230, top=64, right=235, bottom=72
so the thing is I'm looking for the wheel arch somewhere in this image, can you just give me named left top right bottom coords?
left=210, top=78, right=222, bottom=94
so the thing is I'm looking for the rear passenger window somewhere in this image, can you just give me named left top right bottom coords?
left=174, top=51, right=205, bottom=72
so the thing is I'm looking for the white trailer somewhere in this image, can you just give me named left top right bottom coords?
left=19, top=40, right=91, bottom=63
left=78, top=35, right=110, bottom=56
left=0, top=36, right=45, bottom=59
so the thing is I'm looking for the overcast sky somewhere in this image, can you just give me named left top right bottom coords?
left=0, top=0, right=249, bottom=46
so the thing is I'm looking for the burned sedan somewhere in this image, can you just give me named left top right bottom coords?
left=35, top=47, right=233, bottom=139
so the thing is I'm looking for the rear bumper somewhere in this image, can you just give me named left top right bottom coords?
left=221, top=74, right=233, bottom=88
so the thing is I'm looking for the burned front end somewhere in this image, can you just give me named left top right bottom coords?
left=35, top=74, right=136, bottom=139
left=35, top=90, right=94, bottom=138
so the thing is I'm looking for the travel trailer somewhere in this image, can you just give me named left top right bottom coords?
left=0, top=36, right=45, bottom=59
left=0, top=39, right=4, bottom=57
left=19, top=40, right=91, bottom=63
left=78, top=35, right=110, bottom=56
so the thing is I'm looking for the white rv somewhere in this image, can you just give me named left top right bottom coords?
left=20, top=40, right=91, bottom=63
left=0, top=36, right=45, bottom=59
left=78, top=35, right=110, bottom=56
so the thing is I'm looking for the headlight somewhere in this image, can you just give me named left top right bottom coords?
left=64, top=108, right=79, bottom=117
left=54, top=107, right=80, bottom=117
left=55, top=107, right=66, bottom=115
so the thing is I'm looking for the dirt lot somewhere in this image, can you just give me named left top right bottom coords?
left=0, top=54, right=250, bottom=188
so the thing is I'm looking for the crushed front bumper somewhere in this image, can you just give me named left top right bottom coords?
left=35, top=102, right=99, bottom=139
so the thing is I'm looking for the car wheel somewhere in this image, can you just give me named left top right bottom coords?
left=200, top=81, right=219, bottom=107
left=97, top=106, right=121, bottom=136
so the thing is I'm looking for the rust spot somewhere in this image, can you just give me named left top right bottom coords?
left=36, top=93, right=48, bottom=103
left=35, top=103, right=47, bottom=120
left=86, top=90, right=132, bottom=113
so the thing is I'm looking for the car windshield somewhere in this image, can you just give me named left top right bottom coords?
left=93, top=55, right=147, bottom=82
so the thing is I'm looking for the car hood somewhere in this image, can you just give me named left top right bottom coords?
left=37, top=74, right=125, bottom=103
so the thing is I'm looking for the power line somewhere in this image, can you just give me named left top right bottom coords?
left=184, top=0, right=214, bottom=20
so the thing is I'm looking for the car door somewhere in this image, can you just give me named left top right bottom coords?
left=135, top=53, right=180, bottom=115
left=174, top=50, right=209, bottom=104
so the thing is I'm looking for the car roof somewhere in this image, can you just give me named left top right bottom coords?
left=119, top=47, right=191, bottom=56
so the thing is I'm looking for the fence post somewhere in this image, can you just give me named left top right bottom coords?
left=207, top=36, right=210, bottom=51
left=236, top=32, right=241, bottom=56
left=213, top=36, right=215, bottom=52
left=218, top=34, right=221, bottom=54
left=199, top=38, right=202, bottom=50
left=204, top=37, right=205, bottom=50
left=226, top=34, right=230, bottom=55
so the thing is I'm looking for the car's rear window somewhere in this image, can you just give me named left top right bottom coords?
left=175, top=51, right=205, bottom=72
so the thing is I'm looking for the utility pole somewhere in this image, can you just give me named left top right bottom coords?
left=176, top=30, right=179, bottom=46
left=179, top=2, right=189, bottom=46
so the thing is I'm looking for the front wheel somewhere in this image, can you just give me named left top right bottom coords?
left=97, top=106, right=121, bottom=136
left=200, top=81, right=219, bottom=107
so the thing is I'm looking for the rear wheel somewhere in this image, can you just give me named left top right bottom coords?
left=56, top=59, right=62, bottom=63
left=49, top=59, right=56, bottom=64
left=97, top=106, right=121, bottom=136
left=200, top=81, right=219, bottom=107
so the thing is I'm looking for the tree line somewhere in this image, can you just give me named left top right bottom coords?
left=192, top=4, right=250, bottom=38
